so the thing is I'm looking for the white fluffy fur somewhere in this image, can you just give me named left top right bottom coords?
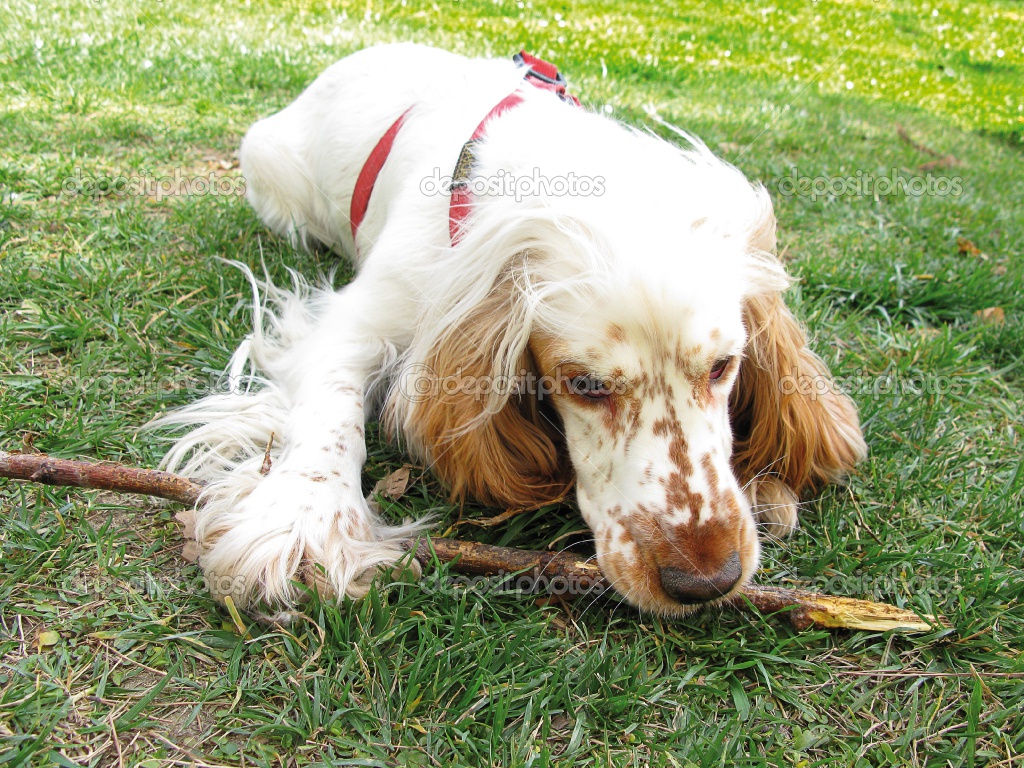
left=156, top=43, right=864, bottom=615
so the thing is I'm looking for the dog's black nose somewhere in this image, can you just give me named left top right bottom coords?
left=660, top=551, right=742, bottom=604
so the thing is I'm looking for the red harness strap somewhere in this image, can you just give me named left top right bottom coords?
left=349, top=107, right=412, bottom=245
left=348, top=51, right=579, bottom=249
left=446, top=92, right=526, bottom=245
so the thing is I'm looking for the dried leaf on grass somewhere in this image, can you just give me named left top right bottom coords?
left=957, top=237, right=984, bottom=258
left=37, top=630, right=60, bottom=651
left=182, top=541, right=201, bottom=563
left=372, top=465, right=414, bottom=500
left=974, top=307, right=1006, bottom=325
left=175, top=509, right=196, bottom=539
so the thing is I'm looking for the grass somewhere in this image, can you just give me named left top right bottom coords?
left=1, top=0, right=1022, bottom=765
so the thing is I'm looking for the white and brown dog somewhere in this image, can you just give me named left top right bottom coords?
left=159, top=43, right=866, bottom=616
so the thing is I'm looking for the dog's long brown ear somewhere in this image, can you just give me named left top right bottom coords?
left=730, top=291, right=867, bottom=496
left=394, top=282, right=573, bottom=510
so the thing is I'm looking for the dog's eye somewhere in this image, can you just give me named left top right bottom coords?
left=569, top=375, right=612, bottom=399
left=709, top=358, right=732, bottom=381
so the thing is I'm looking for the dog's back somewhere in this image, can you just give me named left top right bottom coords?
left=240, top=43, right=525, bottom=257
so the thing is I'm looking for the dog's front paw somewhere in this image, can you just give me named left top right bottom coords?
left=748, top=476, right=800, bottom=538
left=194, top=467, right=418, bottom=610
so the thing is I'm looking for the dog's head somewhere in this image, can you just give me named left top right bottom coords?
left=526, top=283, right=758, bottom=614
left=389, top=124, right=856, bottom=615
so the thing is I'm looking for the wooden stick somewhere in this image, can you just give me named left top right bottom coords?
left=412, top=538, right=941, bottom=632
left=0, top=450, right=202, bottom=505
left=0, top=451, right=943, bottom=632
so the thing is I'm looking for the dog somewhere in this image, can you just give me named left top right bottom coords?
left=158, top=43, right=867, bottom=617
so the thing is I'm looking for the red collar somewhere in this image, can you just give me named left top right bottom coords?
left=349, top=51, right=579, bottom=250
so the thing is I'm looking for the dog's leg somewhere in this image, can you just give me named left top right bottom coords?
left=160, top=271, right=423, bottom=613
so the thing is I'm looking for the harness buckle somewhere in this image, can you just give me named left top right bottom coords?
left=513, top=51, right=569, bottom=89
